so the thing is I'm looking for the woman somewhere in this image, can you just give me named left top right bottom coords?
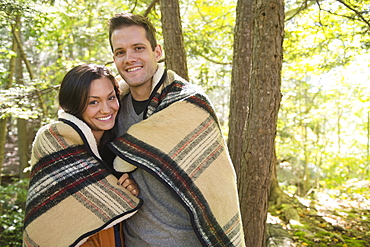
left=23, top=64, right=142, bottom=247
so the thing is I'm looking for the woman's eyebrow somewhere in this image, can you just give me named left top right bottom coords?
left=88, top=90, right=115, bottom=98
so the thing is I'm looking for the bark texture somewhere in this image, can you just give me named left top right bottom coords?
left=160, top=0, right=189, bottom=80
left=228, top=0, right=284, bottom=245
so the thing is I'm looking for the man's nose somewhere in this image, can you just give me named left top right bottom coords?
left=125, top=50, right=137, bottom=63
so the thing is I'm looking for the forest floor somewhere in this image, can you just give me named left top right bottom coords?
left=268, top=179, right=370, bottom=246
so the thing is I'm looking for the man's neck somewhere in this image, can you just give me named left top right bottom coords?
left=130, top=64, right=161, bottom=101
left=131, top=97, right=149, bottom=115
left=130, top=83, right=152, bottom=101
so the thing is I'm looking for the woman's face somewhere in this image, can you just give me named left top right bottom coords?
left=82, top=77, right=119, bottom=138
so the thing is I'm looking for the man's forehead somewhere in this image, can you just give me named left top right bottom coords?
left=112, top=27, right=150, bottom=47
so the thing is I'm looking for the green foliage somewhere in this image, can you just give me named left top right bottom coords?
left=183, top=0, right=235, bottom=89
left=0, top=79, right=59, bottom=121
left=278, top=0, right=370, bottom=193
left=293, top=230, right=315, bottom=245
left=178, top=0, right=236, bottom=130
left=342, top=237, right=368, bottom=247
left=0, top=0, right=35, bottom=18
left=0, top=178, right=29, bottom=247
left=0, top=1, right=370, bottom=242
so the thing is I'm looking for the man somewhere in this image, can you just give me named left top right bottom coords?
left=108, top=13, right=245, bottom=247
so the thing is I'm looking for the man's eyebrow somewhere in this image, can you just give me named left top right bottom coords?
left=114, top=43, right=147, bottom=52
left=114, top=47, right=123, bottom=53
left=132, top=42, right=146, bottom=46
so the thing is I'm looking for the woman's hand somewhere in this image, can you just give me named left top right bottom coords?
left=117, top=173, right=140, bottom=196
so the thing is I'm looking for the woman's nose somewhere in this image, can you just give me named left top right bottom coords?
left=100, top=101, right=110, bottom=113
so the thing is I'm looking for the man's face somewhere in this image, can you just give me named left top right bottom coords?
left=111, top=25, right=162, bottom=99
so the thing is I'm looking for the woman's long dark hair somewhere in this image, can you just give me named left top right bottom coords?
left=59, top=64, right=120, bottom=164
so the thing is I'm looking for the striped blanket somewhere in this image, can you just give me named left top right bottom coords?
left=110, top=66, right=246, bottom=246
left=23, top=111, right=142, bottom=247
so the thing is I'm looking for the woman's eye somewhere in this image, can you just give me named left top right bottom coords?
left=88, top=100, right=98, bottom=105
left=108, top=95, right=116, bottom=100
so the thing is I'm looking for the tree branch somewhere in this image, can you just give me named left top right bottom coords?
left=130, top=0, right=138, bottom=13
left=10, top=24, right=34, bottom=80
left=198, top=53, right=232, bottom=66
left=335, top=0, right=370, bottom=29
left=143, top=0, right=159, bottom=17
left=285, top=0, right=318, bottom=22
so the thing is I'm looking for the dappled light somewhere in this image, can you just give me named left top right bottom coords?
left=1, top=0, right=370, bottom=246
left=268, top=179, right=370, bottom=246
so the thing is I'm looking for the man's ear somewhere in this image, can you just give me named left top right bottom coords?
left=154, top=45, right=163, bottom=61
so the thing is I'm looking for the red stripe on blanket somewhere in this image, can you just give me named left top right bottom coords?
left=25, top=169, right=105, bottom=222
left=119, top=137, right=225, bottom=241
left=31, top=149, right=86, bottom=177
left=189, top=144, right=223, bottom=179
left=170, top=118, right=213, bottom=159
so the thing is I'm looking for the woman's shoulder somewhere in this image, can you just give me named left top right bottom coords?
left=32, top=120, right=84, bottom=155
left=35, top=120, right=82, bottom=144
left=30, top=120, right=83, bottom=166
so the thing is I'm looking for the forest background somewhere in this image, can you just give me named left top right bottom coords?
left=0, top=0, right=369, bottom=246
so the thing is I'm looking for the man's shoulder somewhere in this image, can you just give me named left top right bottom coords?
left=166, top=70, right=189, bottom=85
left=165, top=70, right=204, bottom=95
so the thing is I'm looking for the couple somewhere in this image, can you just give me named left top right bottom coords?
left=23, top=13, right=245, bottom=247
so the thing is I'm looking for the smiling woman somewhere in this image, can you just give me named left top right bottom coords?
left=81, top=77, right=119, bottom=144
left=58, top=65, right=122, bottom=155
left=23, top=64, right=142, bottom=247
left=59, top=65, right=120, bottom=144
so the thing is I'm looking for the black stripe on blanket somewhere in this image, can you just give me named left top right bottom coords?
left=185, top=94, right=220, bottom=127
left=110, top=135, right=233, bottom=246
left=147, top=79, right=208, bottom=118
left=168, top=116, right=223, bottom=180
left=24, top=145, right=108, bottom=228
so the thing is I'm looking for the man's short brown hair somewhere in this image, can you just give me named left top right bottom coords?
left=109, top=13, right=157, bottom=52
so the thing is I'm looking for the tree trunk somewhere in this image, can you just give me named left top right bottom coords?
left=12, top=19, right=47, bottom=117
left=14, top=20, right=30, bottom=179
left=269, top=150, right=288, bottom=207
left=0, top=15, right=19, bottom=185
left=159, top=0, right=189, bottom=80
left=227, top=0, right=253, bottom=242
left=228, top=0, right=284, bottom=245
left=0, top=119, right=7, bottom=185
left=10, top=23, right=34, bottom=80
left=17, top=119, right=29, bottom=179
left=228, top=0, right=253, bottom=179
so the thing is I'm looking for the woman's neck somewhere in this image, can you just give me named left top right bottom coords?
left=92, top=130, right=104, bottom=146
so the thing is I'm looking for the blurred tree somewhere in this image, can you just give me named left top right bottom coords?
left=160, top=0, right=189, bottom=80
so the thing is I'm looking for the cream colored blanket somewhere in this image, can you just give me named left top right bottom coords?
left=110, top=68, right=245, bottom=246
left=23, top=111, right=142, bottom=247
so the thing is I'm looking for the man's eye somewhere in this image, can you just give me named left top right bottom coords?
left=115, top=51, right=125, bottom=57
left=108, top=95, right=116, bottom=100
left=135, top=47, right=144, bottom=51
